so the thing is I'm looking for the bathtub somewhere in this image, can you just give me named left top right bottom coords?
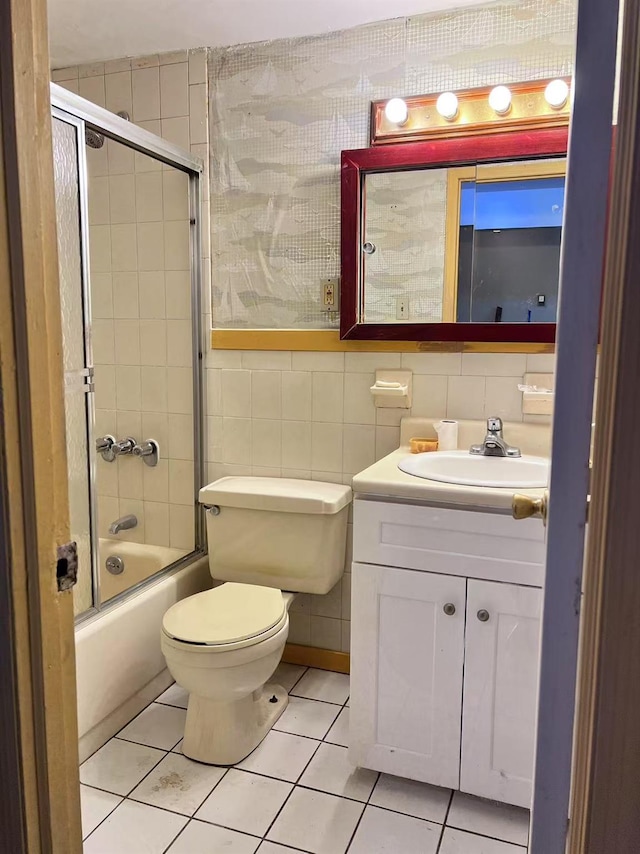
left=99, top=538, right=189, bottom=603
left=75, top=553, right=211, bottom=762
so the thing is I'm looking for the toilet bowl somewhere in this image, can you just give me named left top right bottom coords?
left=162, top=583, right=294, bottom=765
left=161, top=477, right=351, bottom=766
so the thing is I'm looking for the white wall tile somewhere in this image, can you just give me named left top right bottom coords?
left=170, top=504, right=194, bottom=550
left=105, top=70, right=133, bottom=115
left=139, top=320, right=167, bottom=366
left=310, top=581, right=342, bottom=618
left=375, top=426, right=400, bottom=460
left=89, top=225, right=112, bottom=272
left=526, top=353, right=556, bottom=372
left=166, top=271, right=191, bottom=319
left=142, top=412, right=169, bottom=449
left=252, top=420, right=282, bottom=468
left=114, top=320, right=140, bottom=365
left=108, top=174, right=136, bottom=224
left=251, top=371, right=282, bottom=419
left=94, top=366, right=116, bottom=409
left=79, top=62, right=105, bottom=78
left=461, top=353, right=527, bottom=377
left=206, top=416, right=223, bottom=463
left=292, top=352, right=344, bottom=372
left=140, top=366, right=168, bottom=412
left=343, top=425, right=376, bottom=475
left=111, top=224, right=138, bottom=271
left=137, top=223, right=165, bottom=271
left=167, top=320, right=193, bottom=366
left=344, top=353, right=402, bottom=373
left=169, top=459, right=195, bottom=504
left=484, top=377, right=524, bottom=422
left=161, top=117, right=190, bottom=149
left=132, top=54, right=159, bottom=69
left=401, top=353, right=462, bottom=374
left=343, top=373, right=376, bottom=425
left=138, top=272, right=166, bottom=318
left=206, top=370, right=222, bottom=416
left=167, top=367, right=193, bottom=413
left=222, top=369, right=251, bottom=417
left=447, top=376, right=486, bottom=420
left=92, top=319, right=115, bottom=365
left=118, top=458, right=143, bottom=500
left=135, top=173, right=163, bottom=222
left=189, top=83, right=208, bottom=144
left=104, top=58, right=132, bottom=74
left=282, top=421, right=312, bottom=471
left=112, top=272, right=139, bottom=319
left=241, top=351, right=292, bottom=371
left=91, top=273, right=114, bottom=319
left=188, top=50, right=207, bottom=84
left=115, top=366, right=141, bottom=411
left=132, top=67, right=160, bottom=121
left=162, top=171, right=189, bottom=221
left=107, top=139, right=135, bottom=175
left=309, top=616, right=342, bottom=651
left=78, top=75, right=106, bottom=107
left=160, top=63, right=189, bottom=118
left=164, top=221, right=190, bottom=271
left=52, top=66, right=78, bottom=81
left=222, top=417, right=252, bottom=465
left=207, top=350, right=243, bottom=369
left=143, top=459, right=169, bottom=503
left=411, top=375, right=448, bottom=417
left=312, top=373, right=344, bottom=423
left=311, top=423, right=343, bottom=472
left=145, top=502, right=170, bottom=547
left=282, top=372, right=312, bottom=421
left=168, top=414, right=194, bottom=460
left=88, top=176, right=110, bottom=225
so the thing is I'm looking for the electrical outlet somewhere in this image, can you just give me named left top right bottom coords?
left=322, top=278, right=340, bottom=313
left=395, top=297, right=409, bottom=320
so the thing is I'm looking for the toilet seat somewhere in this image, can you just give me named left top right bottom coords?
left=162, top=582, right=287, bottom=650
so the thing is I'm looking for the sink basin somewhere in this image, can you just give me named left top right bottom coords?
left=398, top=450, right=549, bottom=488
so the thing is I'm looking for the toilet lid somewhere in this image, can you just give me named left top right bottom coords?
left=162, top=583, right=286, bottom=646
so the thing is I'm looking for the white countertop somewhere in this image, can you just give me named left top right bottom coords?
left=352, top=418, right=551, bottom=514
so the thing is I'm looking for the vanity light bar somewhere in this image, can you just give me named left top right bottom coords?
left=371, top=78, right=571, bottom=145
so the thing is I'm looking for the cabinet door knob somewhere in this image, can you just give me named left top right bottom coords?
left=443, top=603, right=456, bottom=616
left=477, top=609, right=490, bottom=622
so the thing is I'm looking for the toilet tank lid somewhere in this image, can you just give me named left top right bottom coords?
left=199, top=477, right=352, bottom=515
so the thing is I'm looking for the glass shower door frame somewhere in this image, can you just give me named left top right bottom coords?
left=51, top=83, right=206, bottom=622
left=52, top=106, right=101, bottom=615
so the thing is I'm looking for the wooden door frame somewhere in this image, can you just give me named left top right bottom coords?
left=0, top=0, right=82, bottom=851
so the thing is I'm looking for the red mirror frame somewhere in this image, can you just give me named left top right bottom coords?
left=340, top=126, right=569, bottom=343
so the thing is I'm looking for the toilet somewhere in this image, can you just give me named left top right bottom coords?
left=161, top=476, right=351, bottom=765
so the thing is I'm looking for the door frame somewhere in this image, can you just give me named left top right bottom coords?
left=0, top=0, right=82, bottom=850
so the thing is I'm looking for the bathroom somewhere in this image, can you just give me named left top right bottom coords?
left=0, top=0, right=634, bottom=851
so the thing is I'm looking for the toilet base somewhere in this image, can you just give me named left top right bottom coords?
left=181, top=682, right=289, bottom=765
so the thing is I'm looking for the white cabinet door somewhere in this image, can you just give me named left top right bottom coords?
left=349, top=562, right=465, bottom=788
left=461, top=579, right=542, bottom=808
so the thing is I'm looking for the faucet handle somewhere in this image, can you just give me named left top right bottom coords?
left=113, top=437, right=136, bottom=455
left=132, top=439, right=160, bottom=467
left=96, top=434, right=116, bottom=462
left=487, top=416, right=503, bottom=433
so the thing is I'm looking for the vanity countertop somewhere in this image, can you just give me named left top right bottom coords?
left=352, top=447, right=547, bottom=513
left=352, top=417, right=551, bottom=514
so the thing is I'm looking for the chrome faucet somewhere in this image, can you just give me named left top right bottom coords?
left=470, top=417, right=521, bottom=458
left=109, top=514, right=138, bottom=535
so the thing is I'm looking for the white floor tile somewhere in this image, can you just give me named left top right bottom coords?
left=447, top=792, right=530, bottom=846
left=291, top=668, right=350, bottom=704
left=257, top=843, right=304, bottom=854
left=273, top=662, right=307, bottom=692
left=324, top=706, right=349, bottom=747
left=299, top=743, right=377, bottom=802
left=80, top=785, right=122, bottom=839
left=370, top=773, right=451, bottom=824
left=156, top=682, right=189, bottom=709
left=267, top=786, right=363, bottom=854
left=348, top=805, right=441, bottom=854
left=117, top=702, right=187, bottom=750
left=166, top=819, right=260, bottom=853
left=238, top=729, right=319, bottom=782
left=439, top=827, right=527, bottom=854
left=83, top=799, right=187, bottom=854
left=195, top=769, right=292, bottom=837
left=80, top=738, right=165, bottom=796
left=129, top=752, right=227, bottom=815
left=274, top=696, right=341, bottom=739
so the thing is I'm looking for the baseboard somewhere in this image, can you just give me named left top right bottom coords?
left=78, top=668, right=173, bottom=763
left=282, top=643, right=350, bottom=674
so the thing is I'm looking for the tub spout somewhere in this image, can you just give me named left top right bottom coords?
left=109, top=514, right=138, bottom=535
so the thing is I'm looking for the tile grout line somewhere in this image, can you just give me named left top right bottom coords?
left=343, top=770, right=381, bottom=853
left=435, top=789, right=455, bottom=853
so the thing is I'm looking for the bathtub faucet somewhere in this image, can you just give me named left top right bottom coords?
left=109, top=514, right=138, bottom=535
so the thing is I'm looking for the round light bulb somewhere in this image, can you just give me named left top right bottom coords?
left=384, top=97, right=409, bottom=125
left=436, top=91, right=459, bottom=121
left=488, top=85, right=512, bottom=115
left=544, top=79, right=569, bottom=110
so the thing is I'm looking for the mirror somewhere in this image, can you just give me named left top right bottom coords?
left=340, top=126, right=569, bottom=343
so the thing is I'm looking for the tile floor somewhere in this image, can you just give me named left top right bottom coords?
left=80, top=665, right=531, bottom=853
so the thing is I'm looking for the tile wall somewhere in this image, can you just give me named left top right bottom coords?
left=204, top=349, right=555, bottom=652
left=53, top=51, right=209, bottom=555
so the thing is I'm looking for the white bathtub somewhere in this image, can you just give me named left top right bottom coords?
left=75, top=554, right=211, bottom=762
left=99, top=538, right=189, bottom=603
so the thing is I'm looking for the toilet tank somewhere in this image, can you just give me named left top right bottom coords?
left=199, top=477, right=351, bottom=595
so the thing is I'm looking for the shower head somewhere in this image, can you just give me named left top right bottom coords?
left=85, top=127, right=104, bottom=149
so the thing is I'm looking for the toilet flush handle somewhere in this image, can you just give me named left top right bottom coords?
left=203, top=504, right=221, bottom=516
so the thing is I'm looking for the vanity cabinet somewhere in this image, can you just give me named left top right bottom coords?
left=349, top=498, right=545, bottom=809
